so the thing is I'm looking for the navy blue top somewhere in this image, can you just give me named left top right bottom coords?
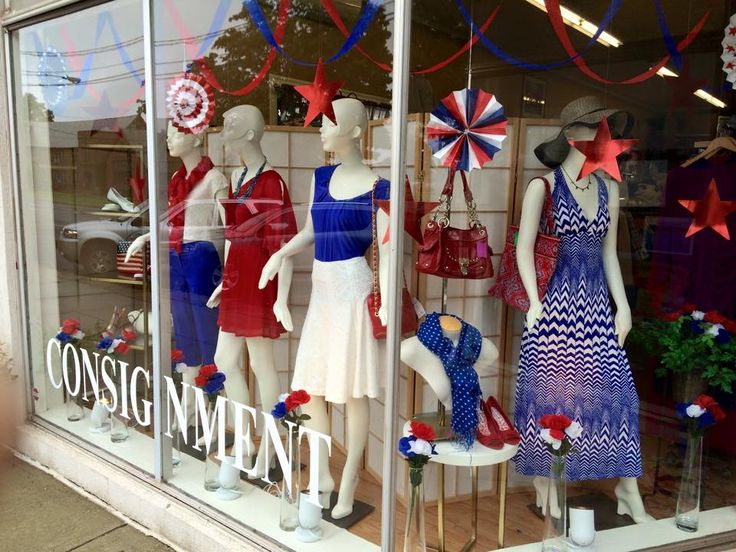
left=311, top=165, right=390, bottom=262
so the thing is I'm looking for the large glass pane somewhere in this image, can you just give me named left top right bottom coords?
left=13, top=0, right=154, bottom=473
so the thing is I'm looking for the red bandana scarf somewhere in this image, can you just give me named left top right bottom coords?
left=168, top=155, right=214, bottom=252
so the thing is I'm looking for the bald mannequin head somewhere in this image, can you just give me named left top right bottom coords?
left=332, top=98, right=368, bottom=139
left=222, top=105, right=266, bottom=144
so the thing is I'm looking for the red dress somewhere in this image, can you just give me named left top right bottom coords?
left=218, top=169, right=297, bottom=338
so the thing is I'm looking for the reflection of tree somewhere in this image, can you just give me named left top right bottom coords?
left=25, top=93, right=55, bottom=122
left=198, top=0, right=392, bottom=125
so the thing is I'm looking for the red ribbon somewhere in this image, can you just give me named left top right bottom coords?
left=545, top=0, right=711, bottom=84
left=320, top=0, right=500, bottom=75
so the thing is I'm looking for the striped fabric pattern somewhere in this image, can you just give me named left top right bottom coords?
left=513, top=168, right=643, bottom=481
left=117, top=240, right=144, bottom=278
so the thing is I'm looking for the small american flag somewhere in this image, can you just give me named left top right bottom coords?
left=117, top=241, right=146, bottom=278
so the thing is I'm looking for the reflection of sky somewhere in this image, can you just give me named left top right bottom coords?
left=18, top=0, right=244, bottom=121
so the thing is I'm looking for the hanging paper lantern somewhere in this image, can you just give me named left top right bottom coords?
left=166, top=73, right=215, bottom=134
left=426, top=88, right=508, bottom=172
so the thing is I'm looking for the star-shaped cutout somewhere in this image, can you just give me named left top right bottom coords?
left=729, top=26, right=736, bottom=36
left=727, top=45, right=736, bottom=54
left=679, top=178, right=736, bottom=240
left=377, top=177, right=439, bottom=245
left=569, top=118, right=638, bottom=181
left=294, top=58, right=344, bottom=127
left=663, top=63, right=706, bottom=110
left=84, top=91, right=124, bottom=137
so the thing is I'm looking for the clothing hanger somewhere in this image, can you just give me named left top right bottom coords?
left=681, top=136, right=736, bottom=167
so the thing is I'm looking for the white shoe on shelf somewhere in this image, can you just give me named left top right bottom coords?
left=100, top=202, right=122, bottom=212
left=108, top=187, right=139, bottom=213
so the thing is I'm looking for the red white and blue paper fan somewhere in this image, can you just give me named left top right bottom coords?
left=166, top=73, right=215, bottom=135
left=427, top=88, right=507, bottom=172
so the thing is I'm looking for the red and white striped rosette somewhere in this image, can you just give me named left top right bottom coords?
left=166, top=73, right=215, bottom=135
left=721, top=14, right=736, bottom=88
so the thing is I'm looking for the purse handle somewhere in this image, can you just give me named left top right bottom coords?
left=539, top=176, right=554, bottom=235
left=432, top=169, right=482, bottom=229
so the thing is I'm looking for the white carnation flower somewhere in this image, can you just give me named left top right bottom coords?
left=564, top=421, right=583, bottom=439
left=540, top=428, right=562, bottom=450
left=691, top=310, right=705, bottom=320
left=278, top=393, right=289, bottom=403
left=72, top=330, right=85, bottom=340
left=686, top=404, right=706, bottom=418
left=706, top=323, right=725, bottom=337
left=174, top=362, right=188, bottom=374
left=409, top=438, right=433, bottom=457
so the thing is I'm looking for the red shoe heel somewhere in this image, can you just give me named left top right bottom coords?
left=476, top=399, right=504, bottom=449
left=486, top=396, right=520, bottom=445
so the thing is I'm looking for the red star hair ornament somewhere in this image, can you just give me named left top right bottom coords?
left=294, top=58, right=344, bottom=127
left=679, top=178, right=736, bottom=240
left=377, top=176, right=439, bottom=244
left=569, top=117, right=638, bottom=181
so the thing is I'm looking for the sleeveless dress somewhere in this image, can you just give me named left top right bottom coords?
left=513, top=168, right=643, bottom=481
left=291, top=165, right=390, bottom=403
left=218, top=169, right=297, bottom=338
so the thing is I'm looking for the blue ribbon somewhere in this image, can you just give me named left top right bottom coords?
left=653, top=0, right=683, bottom=71
left=242, top=0, right=383, bottom=66
left=455, top=0, right=622, bottom=71
left=195, top=0, right=231, bottom=59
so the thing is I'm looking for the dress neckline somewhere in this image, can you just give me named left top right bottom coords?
left=326, top=164, right=383, bottom=202
left=557, top=168, right=604, bottom=225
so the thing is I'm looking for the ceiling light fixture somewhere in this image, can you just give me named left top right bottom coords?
left=655, top=67, right=726, bottom=109
left=524, top=0, right=622, bottom=48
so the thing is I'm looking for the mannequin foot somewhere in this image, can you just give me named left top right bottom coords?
left=331, top=475, right=359, bottom=519
left=318, top=477, right=335, bottom=509
left=533, top=476, right=561, bottom=518
left=615, top=481, right=654, bottom=523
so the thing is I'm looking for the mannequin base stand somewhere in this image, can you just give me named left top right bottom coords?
left=427, top=441, right=517, bottom=551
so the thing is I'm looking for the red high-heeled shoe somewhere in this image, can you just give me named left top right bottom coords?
left=486, top=396, right=520, bottom=445
left=476, top=399, right=504, bottom=449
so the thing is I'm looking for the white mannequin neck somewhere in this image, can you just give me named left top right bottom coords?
left=233, top=139, right=268, bottom=171
left=559, top=147, right=587, bottom=184
left=335, top=143, right=365, bottom=170
left=442, top=326, right=461, bottom=345
left=180, top=148, right=204, bottom=176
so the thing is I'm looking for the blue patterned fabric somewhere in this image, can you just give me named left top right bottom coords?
left=417, top=312, right=483, bottom=450
left=513, top=168, right=643, bottom=481
left=311, top=165, right=390, bottom=262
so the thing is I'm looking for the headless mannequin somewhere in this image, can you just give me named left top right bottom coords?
left=400, top=315, right=498, bottom=409
left=258, top=98, right=390, bottom=519
left=517, top=124, right=652, bottom=523
left=205, top=105, right=294, bottom=478
left=126, top=122, right=227, bottom=424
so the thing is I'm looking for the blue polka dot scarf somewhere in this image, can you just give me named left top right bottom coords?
left=416, top=312, right=483, bottom=450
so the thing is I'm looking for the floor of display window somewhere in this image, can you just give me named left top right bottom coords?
left=37, top=407, right=736, bottom=550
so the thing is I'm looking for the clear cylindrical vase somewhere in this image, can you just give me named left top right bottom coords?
left=403, top=468, right=426, bottom=552
left=676, top=435, right=703, bottom=532
left=542, top=455, right=567, bottom=552
left=66, top=394, right=84, bottom=422
left=110, top=410, right=129, bottom=443
left=203, top=394, right=224, bottom=492
left=280, top=432, right=301, bottom=531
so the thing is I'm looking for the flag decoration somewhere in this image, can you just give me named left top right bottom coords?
left=166, top=73, right=215, bottom=134
left=426, top=88, right=508, bottom=172
left=117, top=240, right=147, bottom=279
left=294, top=58, right=344, bottom=127
left=568, top=118, right=638, bottom=182
left=679, top=179, right=736, bottom=240
left=722, top=13, right=736, bottom=88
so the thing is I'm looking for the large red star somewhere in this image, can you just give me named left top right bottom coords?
left=569, top=118, right=638, bottom=181
left=294, top=59, right=344, bottom=127
left=679, top=178, right=736, bottom=240
left=377, top=177, right=439, bottom=245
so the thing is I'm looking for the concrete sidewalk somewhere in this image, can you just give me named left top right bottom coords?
left=0, top=457, right=173, bottom=552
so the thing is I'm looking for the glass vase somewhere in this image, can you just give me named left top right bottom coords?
left=110, top=410, right=129, bottom=443
left=203, top=394, right=223, bottom=492
left=280, top=431, right=301, bottom=531
left=403, top=468, right=426, bottom=552
left=65, top=394, right=84, bottom=422
left=676, top=435, right=703, bottom=532
left=542, top=455, right=567, bottom=552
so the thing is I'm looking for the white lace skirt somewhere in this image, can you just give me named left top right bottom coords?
left=291, top=257, right=381, bottom=403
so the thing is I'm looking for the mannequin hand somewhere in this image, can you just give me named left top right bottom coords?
left=259, top=253, right=282, bottom=290
left=378, top=304, right=388, bottom=326
left=206, top=283, right=222, bottom=309
left=125, top=233, right=150, bottom=263
left=615, top=308, right=632, bottom=347
left=526, top=301, right=543, bottom=330
left=274, top=300, right=293, bottom=332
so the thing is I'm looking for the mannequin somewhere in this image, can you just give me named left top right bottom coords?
left=515, top=119, right=652, bottom=523
left=206, top=105, right=297, bottom=478
left=126, top=121, right=227, bottom=421
left=259, top=98, right=390, bottom=519
left=400, top=314, right=498, bottom=409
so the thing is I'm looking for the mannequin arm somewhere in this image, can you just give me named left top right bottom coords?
left=376, top=208, right=390, bottom=325
left=516, top=178, right=548, bottom=328
left=602, top=180, right=631, bottom=346
left=124, top=232, right=150, bottom=263
left=475, top=338, right=500, bottom=375
left=273, top=255, right=294, bottom=331
left=207, top=184, right=231, bottom=309
left=258, top=176, right=316, bottom=289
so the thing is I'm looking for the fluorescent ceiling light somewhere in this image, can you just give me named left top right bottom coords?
left=524, top=0, right=622, bottom=48
left=655, top=67, right=726, bottom=109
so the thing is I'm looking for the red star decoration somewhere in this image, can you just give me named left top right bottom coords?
left=727, top=61, right=735, bottom=70
left=569, top=118, right=638, bottom=181
left=84, top=91, right=124, bottom=138
left=663, top=63, right=706, bottom=110
left=729, top=26, right=736, bottom=36
left=377, top=177, right=439, bottom=245
left=294, top=58, right=344, bottom=127
left=727, top=45, right=735, bottom=53
left=679, top=178, right=736, bottom=240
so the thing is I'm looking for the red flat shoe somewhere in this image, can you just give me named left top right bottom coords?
left=486, top=396, right=520, bottom=445
left=476, top=399, right=504, bottom=449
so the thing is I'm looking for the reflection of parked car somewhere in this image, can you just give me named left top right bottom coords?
left=57, top=203, right=149, bottom=274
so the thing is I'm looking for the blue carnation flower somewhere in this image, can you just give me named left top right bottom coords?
left=96, top=336, right=113, bottom=350
left=56, top=332, right=71, bottom=344
left=698, top=411, right=716, bottom=429
left=398, top=436, right=416, bottom=458
left=675, top=403, right=689, bottom=419
left=715, top=329, right=732, bottom=345
left=204, top=372, right=226, bottom=395
left=271, top=401, right=288, bottom=419
left=688, top=320, right=704, bottom=335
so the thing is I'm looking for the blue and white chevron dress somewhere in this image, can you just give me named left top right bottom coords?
left=513, top=168, right=643, bottom=481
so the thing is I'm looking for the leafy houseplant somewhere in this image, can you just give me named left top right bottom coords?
left=629, top=306, right=736, bottom=394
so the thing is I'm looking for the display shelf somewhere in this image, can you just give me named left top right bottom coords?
left=430, top=441, right=518, bottom=467
left=84, top=275, right=143, bottom=286
left=86, top=210, right=140, bottom=218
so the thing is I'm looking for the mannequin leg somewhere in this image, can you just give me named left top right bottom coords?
left=301, top=396, right=335, bottom=506
left=533, top=476, right=561, bottom=518
left=615, top=477, right=654, bottom=523
left=245, top=337, right=280, bottom=478
left=332, top=396, right=369, bottom=520
left=213, top=330, right=255, bottom=461
left=180, top=366, right=199, bottom=427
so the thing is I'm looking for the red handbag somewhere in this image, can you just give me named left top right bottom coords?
left=488, top=177, right=559, bottom=312
left=366, top=180, right=418, bottom=339
left=416, top=169, right=493, bottom=279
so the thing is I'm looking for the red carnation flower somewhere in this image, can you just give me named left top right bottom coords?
left=114, top=342, right=129, bottom=355
left=704, top=311, right=728, bottom=325
left=710, top=404, right=727, bottom=422
left=199, top=364, right=217, bottom=378
left=194, top=375, right=208, bottom=387
left=549, top=428, right=566, bottom=441
left=662, top=311, right=680, bottom=322
left=285, top=389, right=311, bottom=411
left=723, top=319, right=736, bottom=335
left=539, top=414, right=572, bottom=431
left=693, top=394, right=718, bottom=409
left=121, top=329, right=137, bottom=342
left=681, top=303, right=698, bottom=314
left=410, top=420, right=436, bottom=442
left=61, top=319, right=80, bottom=334
left=171, top=349, right=184, bottom=362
